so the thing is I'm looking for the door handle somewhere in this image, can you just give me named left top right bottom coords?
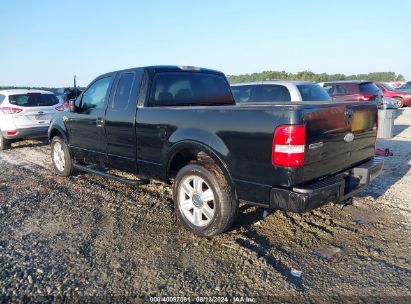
left=96, top=117, right=105, bottom=127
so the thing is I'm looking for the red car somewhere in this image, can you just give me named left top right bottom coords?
left=376, top=83, right=411, bottom=108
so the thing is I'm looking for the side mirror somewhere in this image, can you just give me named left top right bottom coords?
left=69, top=99, right=76, bottom=113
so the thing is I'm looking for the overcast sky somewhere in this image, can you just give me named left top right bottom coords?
left=1, top=0, right=410, bottom=87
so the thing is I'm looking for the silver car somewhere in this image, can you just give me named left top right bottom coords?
left=231, top=81, right=332, bottom=103
left=0, top=89, right=64, bottom=150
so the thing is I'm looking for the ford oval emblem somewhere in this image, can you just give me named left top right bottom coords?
left=344, top=132, right=355, bottom=143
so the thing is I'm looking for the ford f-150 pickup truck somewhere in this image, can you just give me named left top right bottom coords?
left=48, top=66, right=383, bottom=236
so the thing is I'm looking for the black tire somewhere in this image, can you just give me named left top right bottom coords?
left=51, top=136, right=73, bottom=177
left=0, top=132, right=11, bottom=151
left=173, top=162, right=238, bottom=237
left=394, top=97, right=404, bottom=108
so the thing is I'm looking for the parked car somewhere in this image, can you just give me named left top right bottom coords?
left=375, top=83, right=411, bottom=108
left=385, top=82, right=405, bottom=88
left=382, top=97, right=399, bottom=109
left=396, top=81, right=411, bottom=93
left=0, top=89, right=65, bottom=150
left=318, top=81, right=383, bottom=107
left=48, top=65, right=383, bottom=236
left=231, top=81, right=331, bottom=102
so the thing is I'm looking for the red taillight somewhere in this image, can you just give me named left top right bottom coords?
left=7, top=131, right=17, bottom=136
left=272, top=125, right=306, bottom=167
left=63, top=103, right=69, bottom=109
left=357, top=94, right=374, bottom=101
left=0, top=107, right=23, bottom=115
left=55, top=105, right=65, bottom=111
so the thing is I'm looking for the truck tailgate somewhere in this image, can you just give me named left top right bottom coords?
left=301, top=103, right=377, bottom=184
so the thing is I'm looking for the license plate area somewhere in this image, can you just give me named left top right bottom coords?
left=34, top=114, right=48, bottom=120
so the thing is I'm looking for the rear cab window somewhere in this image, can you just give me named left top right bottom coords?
left=297, top=84, right=332, bottom=101
left=9, top=93, right=59, bottom=107
left=149, top=72, right=234, bottom=106
left=0, top=94, right=5, bottom=105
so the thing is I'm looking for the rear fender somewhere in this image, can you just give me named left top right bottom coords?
left=166, top=130, right=235, bottom=197
left=168, top=128, right=229, bottom=157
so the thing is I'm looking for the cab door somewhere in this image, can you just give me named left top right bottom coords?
left=68, top=76, right=113, bottom=163
left=104, top=70, right=143, bottom=172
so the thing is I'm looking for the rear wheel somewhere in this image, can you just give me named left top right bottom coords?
left=51, top=136, right=73, bottom=177
left=394, top=97, right=404, bottom=108
left=173, top=162, right=238, bottom=236
left=0, top=132, right=11, bottom=150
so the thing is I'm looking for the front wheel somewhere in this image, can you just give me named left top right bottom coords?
left=0, top=132, right=11, bottom=151
left=394, top=97, right=404, bottom=108
left=51, top=136, right=73, bottom=177
left=173, top=162, right=238, bottom=236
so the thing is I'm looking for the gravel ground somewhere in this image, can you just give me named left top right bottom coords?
left=1, top=108, right=410, bottom=303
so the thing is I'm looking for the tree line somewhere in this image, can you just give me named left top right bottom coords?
left=227, top=71, right=405, bottom=84
left=1, top=70, right=406, bottom=89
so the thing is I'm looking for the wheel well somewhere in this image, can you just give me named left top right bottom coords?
left=167, top=147, right=234, bottom=193
left=168, top=148, right=211, bottom=178
left=49, top=128, right=63, bottom=141
left=168, top=147, right=238, bottom=201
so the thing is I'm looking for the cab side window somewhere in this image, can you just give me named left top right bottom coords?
left=81, top=77, right=112, bottom=113
left=112, top=73, right=134, bottom=110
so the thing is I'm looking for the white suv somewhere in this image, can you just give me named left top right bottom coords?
left=0, top=89, right=65, bottom=150
left=231, top=81, right=332, bottom=103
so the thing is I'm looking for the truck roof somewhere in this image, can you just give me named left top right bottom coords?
left=110, top=65, right=225, bottom=76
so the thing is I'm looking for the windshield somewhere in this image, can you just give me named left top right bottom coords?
left=382, top=83, right=395, bottom=91
left=297, top=84, right=332, bottom=101
left=9, top=93, right=59, bottom=107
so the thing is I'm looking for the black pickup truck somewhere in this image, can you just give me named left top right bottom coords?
left=48, top=66, right=383, bottom=236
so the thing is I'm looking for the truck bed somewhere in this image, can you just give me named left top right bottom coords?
left=135, top=101, right=377, bottom=204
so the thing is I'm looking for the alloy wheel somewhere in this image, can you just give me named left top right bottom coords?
left=53, top=142, right=66, bottom=172
left=178, top=175, right=216, bottom=227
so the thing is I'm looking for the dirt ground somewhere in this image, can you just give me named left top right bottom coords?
left=0, top=108, right=410, bottom=303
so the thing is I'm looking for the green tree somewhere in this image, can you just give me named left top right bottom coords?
left=227, top=70, right=406, bottom=84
